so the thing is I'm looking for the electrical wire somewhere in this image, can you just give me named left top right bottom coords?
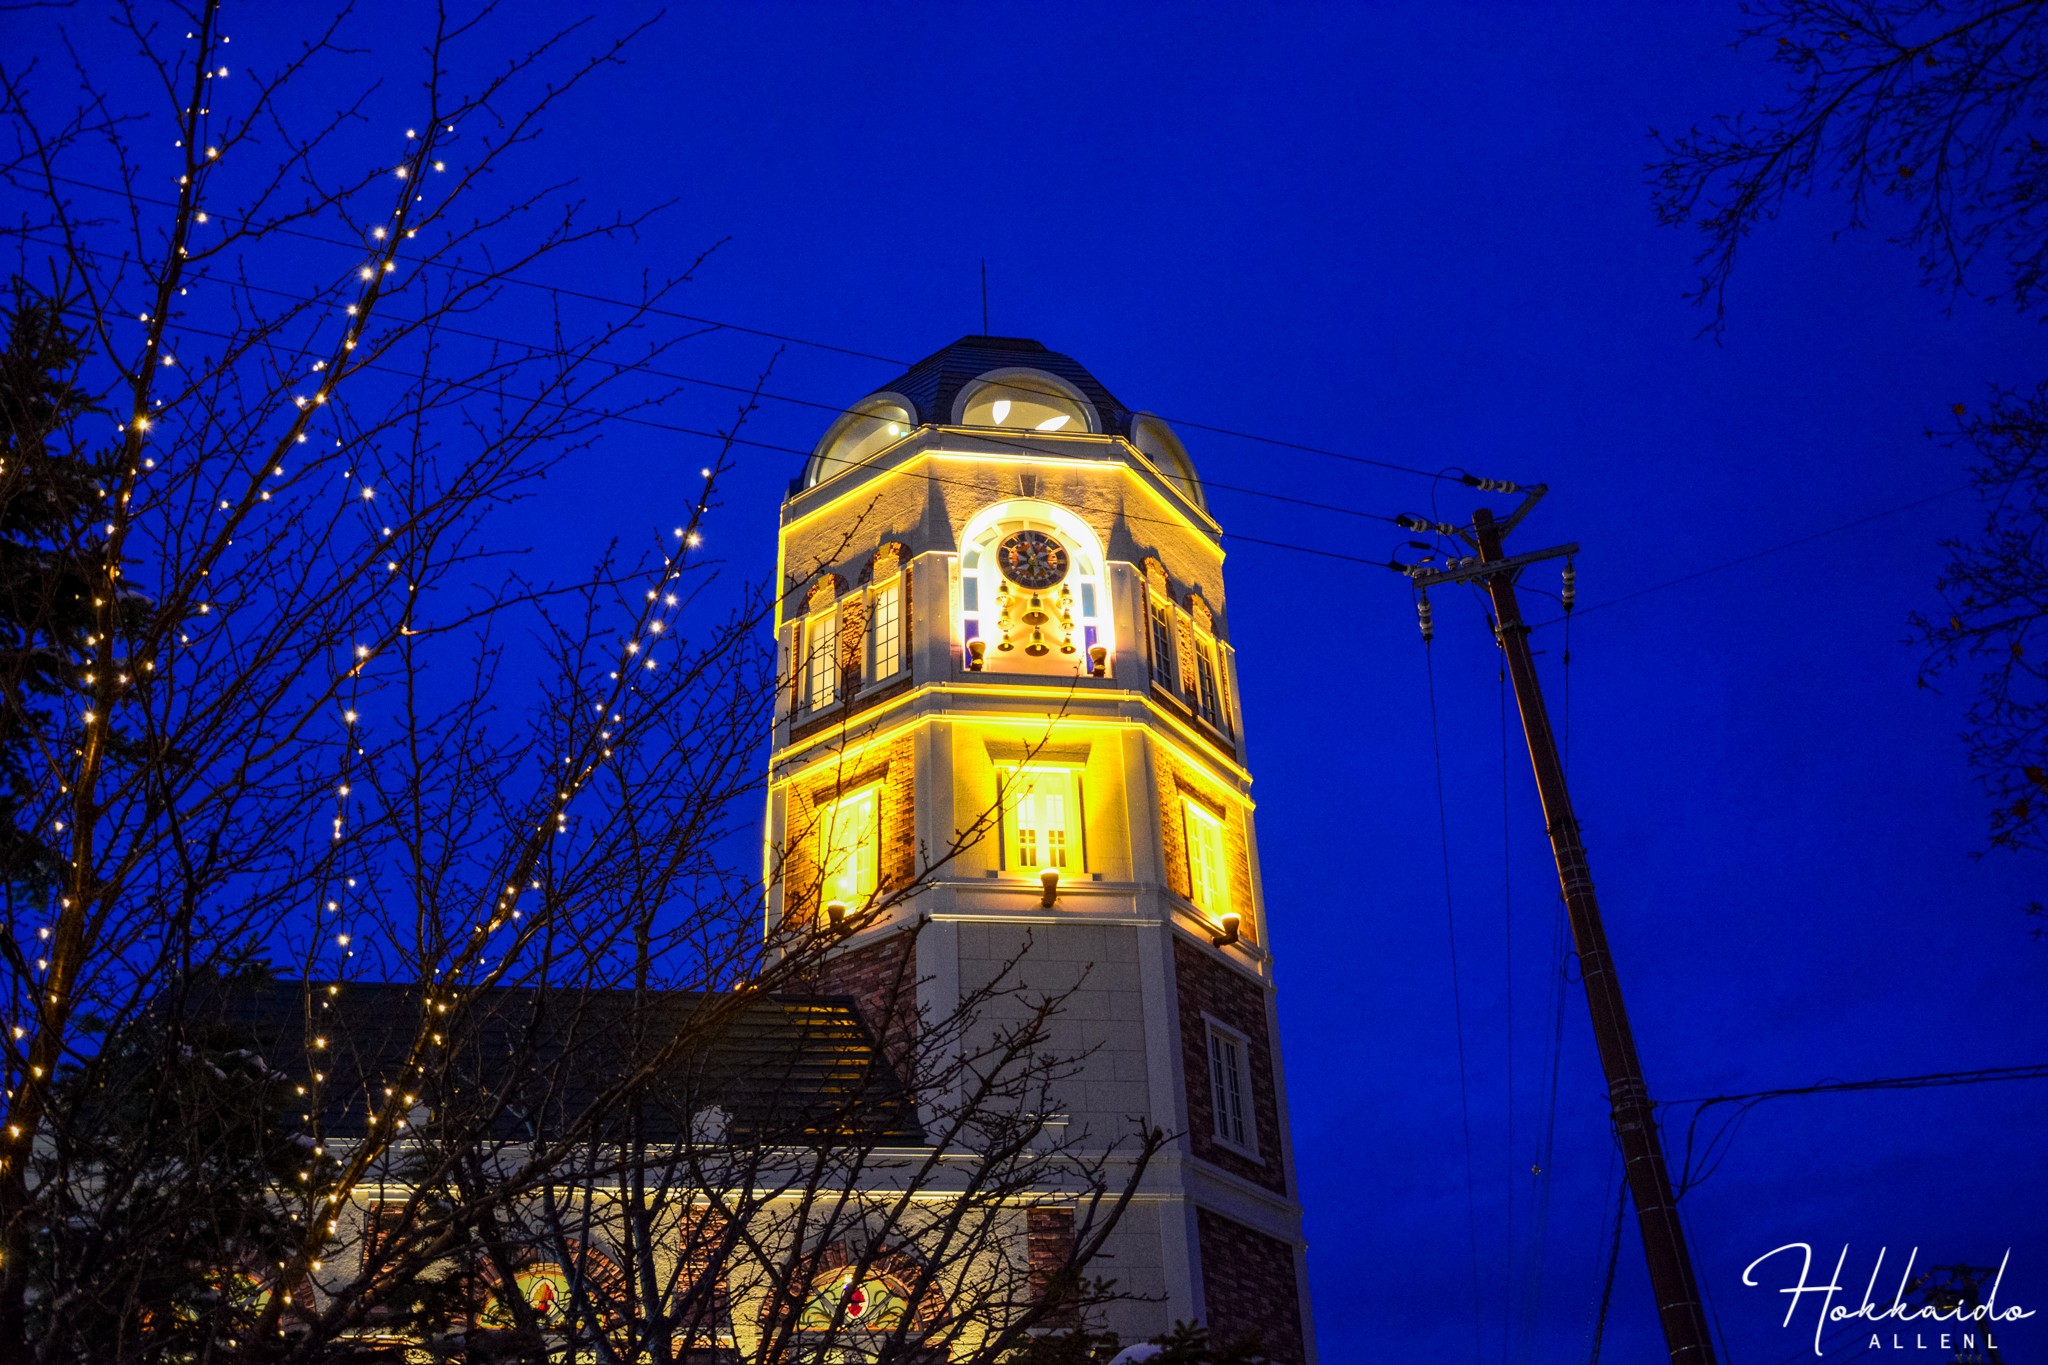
left=1667, top=1063, right=2048, bottom=1196
left=1587, top=1172, right=1630, bottom=1365
left=1527, top=485, right=1974, bottom=629
left=142, top=315, right=1414, bottom=574
left=8, top=170, right=1480, bottom=483
left=49, top=241, right=1414, bottom=533
left=1500, top=658, right=1517, bottom=1365
left=1424, top=631, right=1488, bottom=1365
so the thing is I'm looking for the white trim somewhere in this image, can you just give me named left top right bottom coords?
left=1202, top=1013, right=1259, bottom=1161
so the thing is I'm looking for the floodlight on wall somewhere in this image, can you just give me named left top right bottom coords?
left=1088, top=644, right=1108, bottom=677
left=826, top=900, right=848, bottom=932
left=1209, top=911, right=1241, bottom=948
left=1040, top=868, right=1060, bottom=908
left=968, top=639, right=987, bottom=671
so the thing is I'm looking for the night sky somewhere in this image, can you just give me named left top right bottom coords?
left=27, top=2, right=2048, bottom=1361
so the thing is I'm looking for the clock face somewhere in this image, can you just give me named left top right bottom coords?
left=996, top=530, right=1070, bottom=590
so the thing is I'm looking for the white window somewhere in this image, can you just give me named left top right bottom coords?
left=817, top=785, right=878, bottom=906
left=1181, top=798, right=1227, bottom=914
left=1206, top=1019, right=1256, bottom=1155
left=804, top=610, right=838, bottom=711
left=1007, top=767, right=1080, bottom=873
left=868, top=579, right=901, bottom=682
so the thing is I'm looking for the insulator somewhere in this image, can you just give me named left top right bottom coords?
left=1396, top=513, right=1460, bottom=536
left=1459, top=474, right=1522, bottom=493
left=1561, top=560, right=1577, bottom=613
left=1416, top=590, right=1435, bottom=644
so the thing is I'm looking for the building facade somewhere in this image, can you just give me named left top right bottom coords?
left=768, top=336, right=1314, bottom=1360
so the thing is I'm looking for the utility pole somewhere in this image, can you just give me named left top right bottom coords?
left=1409, top=490, right=1716, bottom=1365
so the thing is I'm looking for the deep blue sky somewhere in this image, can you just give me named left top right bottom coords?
left=27, top=1, right=2048, bottom=1361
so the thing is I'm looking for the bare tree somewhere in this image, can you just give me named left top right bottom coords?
left=1650, top=0, right=2048, bottom=865
left=0, top=3, right=1161, bottom=1359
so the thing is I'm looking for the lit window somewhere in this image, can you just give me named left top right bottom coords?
left=1182, top=799, right=1227, bottom=914
left=868, top=580, right=901, bottom=681
left=804, top=611, right=838, bottom=710
left=1008, top=767, right=1079, bottom=873
left=1206, top=1020, right=1255, bottom=1154
left=960, top=376, right=1090, bottom=433
left=818, top=785, right=879, bottom=906
left=806, top=398, right=912, bottom=489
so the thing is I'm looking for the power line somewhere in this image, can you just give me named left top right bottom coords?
left=1667, top=1063, right=2048, bottom=1195
left=1530, top=485, right=1973, bottom=627
left=147, top=316, right=1411, bottom=572
left=27, top=231, right=1425, bottom=551
left=11, top=169, right=1472, bottom=483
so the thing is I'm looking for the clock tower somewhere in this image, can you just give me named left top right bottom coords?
left=765, top=336, right=1314, bottom=1360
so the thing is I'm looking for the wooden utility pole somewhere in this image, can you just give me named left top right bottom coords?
left=1412, top=493, right=1715, bottom=1365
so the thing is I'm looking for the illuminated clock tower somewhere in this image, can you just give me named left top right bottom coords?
left=765, top=337, right=1314, bottom=1360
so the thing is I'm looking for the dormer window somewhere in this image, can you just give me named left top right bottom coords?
left=958, top=372, right=1095, bottom=434
left=1132, top=415, right=1205, bottom=511
left=803, top=396, right=914, bottom=490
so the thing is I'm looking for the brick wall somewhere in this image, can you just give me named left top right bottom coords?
left=782, top=735, right=917, bottom=926
left=1025, top=1206, right=1078, bottom=1327
left=815, top=929, right=918, bottom=1081
left=1197, top=1207, right=1306, bottom=1364
left=1173, top=937, right=1286, bottom=1195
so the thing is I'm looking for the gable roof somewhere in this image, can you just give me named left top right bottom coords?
left=206, top=979, right=923, bottom=1146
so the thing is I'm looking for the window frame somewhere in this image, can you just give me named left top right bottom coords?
left=1180, top=796, right=1228, bottom=916
left=815, top=783, right=881, bottom=908
left=998, top=764, right=1087, bottom=876
left=1203, top=1015, right=1259, bottom=1158
left=1147, top=594, right=1177, bottom=692
left=867, top=575, right=904, bottom=684
left=802, top=608, right=839, bottom=712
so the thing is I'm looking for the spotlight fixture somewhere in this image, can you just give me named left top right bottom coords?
left=1209, top=911, right=1240, bottom=948
left=826, top=900, right=848, bottom=931
left=1039, top=868, right=1060, bottom=908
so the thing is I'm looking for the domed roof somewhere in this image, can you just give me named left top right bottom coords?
left=796, top=336, right=1207, bottom=513
left=871, top=335, right=1134, bottom=436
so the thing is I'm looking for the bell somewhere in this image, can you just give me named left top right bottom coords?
left=1021, top=592, right=1050, bottom=625
left=1025, top=627, right=1049, bottom=657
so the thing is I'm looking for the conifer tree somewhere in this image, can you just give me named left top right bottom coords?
left=0, top=285, right=115, bottom=897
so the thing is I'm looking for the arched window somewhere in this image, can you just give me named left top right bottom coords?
left=957, top=501, right=1112, bottom=679
left=804, top=395, right=914, bottom=489
left=957, top=371, right=1096, bottom=434
left=1132, top=414, right=1205, bottom=510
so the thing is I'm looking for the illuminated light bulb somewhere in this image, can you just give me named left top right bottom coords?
left=371, top=227, right=385, bottom=241
left=432, top=160, right=445, bottom=172
left=206, top=146, right=218, bottom=158
left=195, top=211, right=208, bottom=224
left=393, top=166, right=408, bottom=179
